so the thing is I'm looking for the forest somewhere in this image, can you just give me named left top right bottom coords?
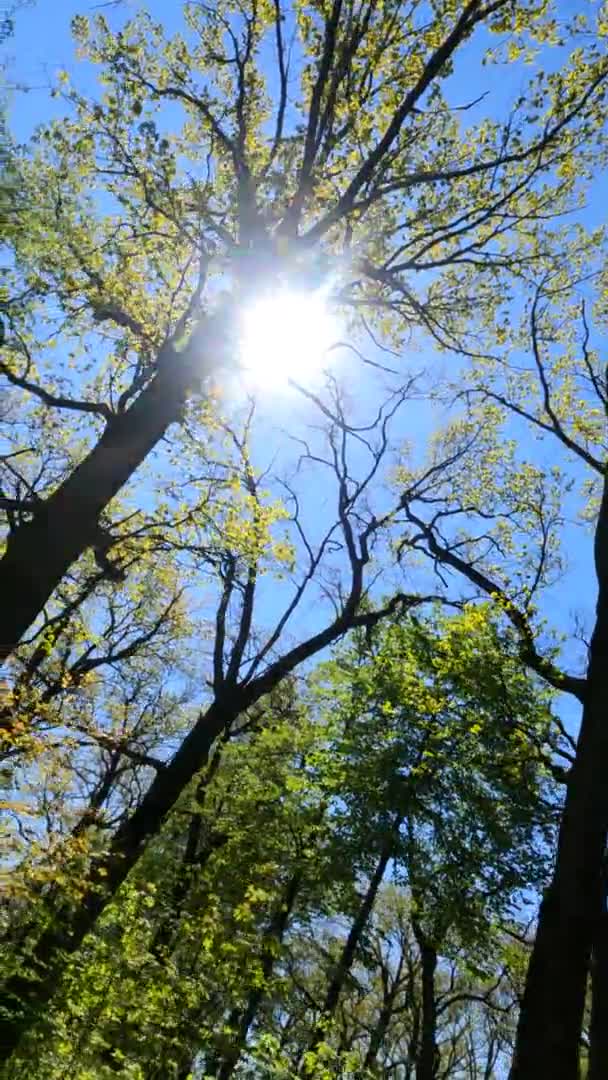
left=1, top=0, right=608, bottom=1076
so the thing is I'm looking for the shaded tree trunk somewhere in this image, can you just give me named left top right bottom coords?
left=320, top=833, right=395, bottom=1021
left=0, top=319, right=224, bottom=662
left=411, top=919, right=438, bottom=1080
left=510, top=475, right=608, bottom=1079
left=361, top=1006, right=394, bottom=1075
left=483, top=1036, right=499, bottom=1080
left=100, top=753, right=231, bottom=1075
left=588, top=860, right=608, bottom=1080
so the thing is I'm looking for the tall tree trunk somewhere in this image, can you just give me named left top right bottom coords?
left=588, top=859, right=608, bottom=1080
left=510, top=475, right=608, bottom=1079
left=411, top=920, right=438, bottom=1080
left=303, top=819, right=400, bottom=1073
left=0, top=318, right=225, bottom=662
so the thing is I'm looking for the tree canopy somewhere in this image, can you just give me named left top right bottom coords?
left=2, top=1, right=608, bottom=1077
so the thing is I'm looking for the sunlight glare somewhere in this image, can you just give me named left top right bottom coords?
left=240, top=289, right=339, bottom=389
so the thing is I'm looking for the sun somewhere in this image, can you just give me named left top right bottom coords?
left=240, top=288, right=340, bottom=389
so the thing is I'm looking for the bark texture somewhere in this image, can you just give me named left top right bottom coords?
left=510, top=475, right=608, bottom=1079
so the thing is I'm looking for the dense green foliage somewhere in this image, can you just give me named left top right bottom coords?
left=3, top=613, right=558, bottom=1077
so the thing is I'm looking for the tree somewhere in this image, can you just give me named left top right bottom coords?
left=2, top=1, right=608, bottom=1074
left=388, top=250, right=608, bottom=1076
left=2, top=0, right=607, bottom=659
left=2, top=608, right=555, bottom=1079
left=0, top=388, right=430, bottom=1060
left=303, top=608, right=559, bottom=1078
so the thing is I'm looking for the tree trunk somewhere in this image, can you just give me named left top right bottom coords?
left=510, top=475, right=608, bottom=1079
left=411, top=920, right=438, bottom=1080
left=320, top=833, right=395, bottom=1021
left=588, top=862, right=608, bottom=1080
left=0, top=317, right=225, bottom=662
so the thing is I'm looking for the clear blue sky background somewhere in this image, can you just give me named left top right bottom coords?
left=3, top=0, right=602, bottom=742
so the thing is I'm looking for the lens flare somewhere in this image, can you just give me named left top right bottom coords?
left=240, top=289, right=339, bottom=389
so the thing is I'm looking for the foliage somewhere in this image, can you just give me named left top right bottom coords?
left=3, top=612, right=555, bottom=1079
left=2, top=0, right=608, bottom=1076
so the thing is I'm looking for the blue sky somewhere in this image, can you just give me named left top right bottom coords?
left=2, top=0, right=602, bottom=742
